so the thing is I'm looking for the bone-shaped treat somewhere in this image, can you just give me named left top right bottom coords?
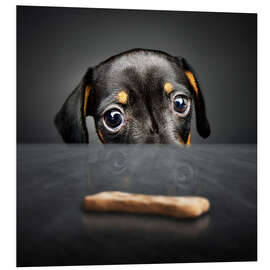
left=83, top=191, right=210, bottom=218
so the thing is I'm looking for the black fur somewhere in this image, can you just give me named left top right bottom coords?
left=178, top=57, right=211, bottom=138
left=55, top=48, right=211, bottom=144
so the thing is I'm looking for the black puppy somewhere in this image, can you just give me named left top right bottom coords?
left=55, top=48, right=210, bottom=144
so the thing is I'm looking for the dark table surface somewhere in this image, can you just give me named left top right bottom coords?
left=17, top=143, right=257, bottom=266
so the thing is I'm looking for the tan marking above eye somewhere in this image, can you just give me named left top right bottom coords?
left=164, top=82, right=174, bottom=94
left=117, top=90, right=128, bottom=104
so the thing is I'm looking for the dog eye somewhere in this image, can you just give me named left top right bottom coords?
left=103, top=109, right=124, bottom=131
left=173, top=95, right=190, bottom=116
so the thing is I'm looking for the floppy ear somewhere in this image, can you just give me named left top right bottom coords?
left=54, top=68, right=93, bottom=143
left=177, top=57, right=211, bottom=138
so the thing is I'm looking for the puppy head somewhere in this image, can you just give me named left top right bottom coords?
left=55, top=49, right=210, bottom=144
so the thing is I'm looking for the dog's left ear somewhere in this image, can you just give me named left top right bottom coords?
left=177, top=57, right=211, bottom=138
left=54, top=68, right=93, bottom=143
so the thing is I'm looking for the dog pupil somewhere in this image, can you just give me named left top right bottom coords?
left=105, top=110, right=122, bottom=128
left=174, top=96, right=187, bottom=113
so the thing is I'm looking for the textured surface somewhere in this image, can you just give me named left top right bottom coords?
left=17, top=144, right=257, bottom=266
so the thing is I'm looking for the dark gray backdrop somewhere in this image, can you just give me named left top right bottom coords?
left=17, top=6, right=257, bottom=143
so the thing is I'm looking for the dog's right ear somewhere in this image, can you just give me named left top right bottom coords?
left=177, top=57, right=211, bottom=139
left=54, top=68, right=93, bottom=143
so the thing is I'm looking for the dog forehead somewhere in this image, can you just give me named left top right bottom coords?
left=95, top=52, right=179, bottom=91
left=110, top=53, right=177, bottom=80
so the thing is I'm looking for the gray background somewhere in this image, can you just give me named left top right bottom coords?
left=17, top=6, right=257, bottom=143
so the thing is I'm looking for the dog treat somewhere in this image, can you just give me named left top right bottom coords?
left=83, top=191, right=210, bottom=218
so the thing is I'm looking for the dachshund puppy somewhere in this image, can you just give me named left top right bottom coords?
left=55, top=48, right=210, bottom=144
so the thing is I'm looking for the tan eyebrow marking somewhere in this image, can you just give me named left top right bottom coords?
left=117, top=90, right=128, bottom=104
left=164, top=82, right=174, bottom=94
left=184, top=71, right=199, bottom=96
left=84, top=85, right=91, bottom=116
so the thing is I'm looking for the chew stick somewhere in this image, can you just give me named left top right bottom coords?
left=83, top=191, right=210, bottom=218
